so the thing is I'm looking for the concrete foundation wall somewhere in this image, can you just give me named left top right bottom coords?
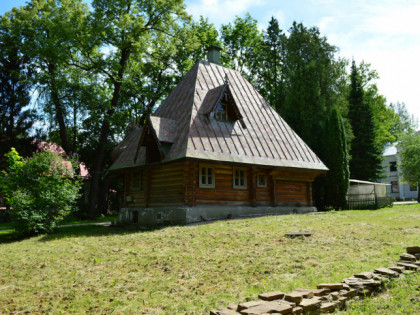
left=119, top=205, right=317, bottom=227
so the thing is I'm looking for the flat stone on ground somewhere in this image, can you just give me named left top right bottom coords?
left=299, top=298, right=322, bottom=311
left=237, top=301, right=265, bottom=311
left=292, top=306, right=303, bottom=315
left=320, top=302, right=336, bottom=313
left=317, top=283, right=343, bottom=291
left=400, top=253, right=416, bottom=262
left=354, top=272, right=373, bottom=279
left=397, top=262, right=418, bottom=270
left=285, top=292, right=304, bottom=304
left=374, top=267, right=399, bottom=278
left=339, top=289, right=357, bottom=298
left=406, top=246, right=420, bottom=254
left=258, top=291, right=285, bottom=301
left=210, top=308, right=241, bottom=315
left=291, top=290, right=314, bottom=299
left=388, top=266, right=405, bottom=273
left=239, top=301, right=293, bottom=315
left=284, top=232, right=312, bottom=238
left=227, top=304, right=238, bottom=310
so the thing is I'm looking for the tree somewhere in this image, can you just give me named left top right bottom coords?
left=324, top=108, right=349, bottom=209
left=82, top=0, right=192, bottom=217
left=253, top=16, right=286, bottom=112
left=348, top=60, right=382, bottom=181
left=0, top=12, right=37, bottom=168
left=220, top=13, right=263, bottom=79
left=398, top=132, right=420, bottom=202
left=0, top=148, right=82, bottom=236
left=4, top=0, right=91, bottom=155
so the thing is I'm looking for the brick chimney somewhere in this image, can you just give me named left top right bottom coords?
left=207, top=45, right=222, bottom=65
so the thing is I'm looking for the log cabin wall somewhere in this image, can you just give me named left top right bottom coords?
left=123, top=161, right=185, bottom=208
left=122, top=160, right=316, bottom=209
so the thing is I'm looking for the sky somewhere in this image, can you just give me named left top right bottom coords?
left=2, top=0, right=420, bottom=122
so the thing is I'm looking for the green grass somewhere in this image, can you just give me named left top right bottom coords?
left=0, top=213, right=117, bottom=231
left=339, top=272, right=420, bottom=314
left=0, top=205, right=419, bottom=314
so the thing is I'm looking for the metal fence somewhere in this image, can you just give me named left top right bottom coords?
left=348, top=197, right=393, bottom=210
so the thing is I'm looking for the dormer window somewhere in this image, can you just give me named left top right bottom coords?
left=215, top=102, right=228, bottom=122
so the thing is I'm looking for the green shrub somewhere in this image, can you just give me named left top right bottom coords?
left=0, top=148, right=82, bottom=236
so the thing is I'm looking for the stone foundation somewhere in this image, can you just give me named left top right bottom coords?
left=118, top=205, right=317, bottom=227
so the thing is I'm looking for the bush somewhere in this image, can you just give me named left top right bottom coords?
left=0, top=148, right=82, bottom=236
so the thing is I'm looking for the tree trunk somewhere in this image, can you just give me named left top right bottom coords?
left=48, top=63, right=71, bottom=154
left=87, top=47, right=130, bottom=218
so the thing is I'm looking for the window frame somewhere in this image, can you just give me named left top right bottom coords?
left=410, top=183, right=418, bottom=191
left=389, top=161, right=397, bottom=172
left=131, top=171, right=142, bottom=190
left=214, top=101, right=228, bottom=122
left=199, top=164, right=215, bottom=188
left=257, top=173, right=267, bottom=188
left=233, top=167, right=247, bottom=189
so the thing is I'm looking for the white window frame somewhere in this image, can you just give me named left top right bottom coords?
left=199, top=164, right=215, bottom=188
left=257, top=173, right=267, bottom=188
left=233, top=167, right=247, bottom=189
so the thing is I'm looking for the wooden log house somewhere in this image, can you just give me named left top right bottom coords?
left=110, top=48, right=328, bottom=226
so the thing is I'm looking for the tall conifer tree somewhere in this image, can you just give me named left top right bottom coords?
left=348, top=60, right=382, bottom=181
left=324, top=108, right=349, bottom=209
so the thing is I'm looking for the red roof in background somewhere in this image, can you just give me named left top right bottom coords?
left=35, top=141, right=89, bottom=178
left=110, top=60, right=328, bottom=172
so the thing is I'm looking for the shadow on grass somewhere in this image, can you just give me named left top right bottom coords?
left=0, top=224, right=156, bottom=244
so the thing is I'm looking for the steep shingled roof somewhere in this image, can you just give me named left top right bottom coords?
left=110, top=60, right=328, bottom=172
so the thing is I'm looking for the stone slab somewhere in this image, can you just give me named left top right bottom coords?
left=339, top=289, right=357, bottom=298
left=239, top=301, right=293, bottom=315
left=374, top=267, right=399, bottom=278
left=295, top=288, right=330, bottom=296
left=354, top=272, right=373, bottom=279
left=285, top=292, right=304, bottom=304
left=406, top=246, right=420, bottom=254
left=292, top=306, right=303, bottom=315
left=400, top=253, right=416, bottom=262
left=211, top=309, right=241, bottom=315
left=258, top=291, right=285, bottom=301
left=291, top=290, right=314, bottom=299
left=397, top=262, right=418, bottom=270
left=388, top=266, right=405, bottom=274
left=299, top=298, right=322, bottom=311
left=284, top=232, right=312, bottom=238
left=317, top=283, right=343, bottom=291
left=237, top=301, right=265, bottom=311
left=320, top=302, right=336, bottom=313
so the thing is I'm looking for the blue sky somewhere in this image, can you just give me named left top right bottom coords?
left=2, top=0, right=420, bottom=122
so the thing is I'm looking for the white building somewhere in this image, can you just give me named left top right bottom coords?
left=380, top=144, right=418, bottom=200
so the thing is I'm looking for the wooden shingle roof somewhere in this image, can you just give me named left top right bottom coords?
left=110, top=60, right=328, bottom=172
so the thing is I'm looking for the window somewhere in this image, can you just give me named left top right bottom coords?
left=199, top=165, right=215, bottom=188
left=132, top=172, right=142, bottom=190
left=410, top=184, right=418, bottom=191
left=233, top=168, right=247, bottom=189
left=215, top=102, right=228, bottom=122
left=257, top=173, right=267, bottom=187
left=390, top=161, right=397, bottom=172
left=391, top=181, right=399, bottom=193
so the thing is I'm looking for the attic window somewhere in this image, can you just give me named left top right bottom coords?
left=215, top=102, right=228, bottom=122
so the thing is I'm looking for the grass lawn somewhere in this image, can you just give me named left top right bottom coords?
left=0, top=213, right=118, bottom=231
left=0, top=205, right=419, bottom=314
